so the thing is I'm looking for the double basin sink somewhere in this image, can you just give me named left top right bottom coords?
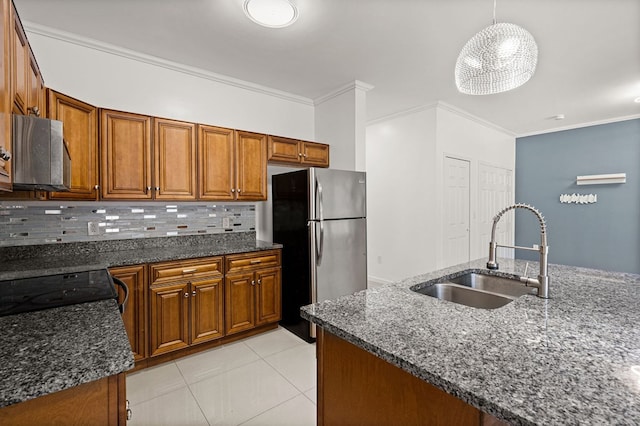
left=412, top=272, right=536, bottom=309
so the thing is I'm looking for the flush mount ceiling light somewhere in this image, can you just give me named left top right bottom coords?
left=243, top=0, right=298, bottom=28
left=455, top=0, right=538, bottom=95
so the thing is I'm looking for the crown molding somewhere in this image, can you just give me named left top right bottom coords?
left=366, top=102, right=440, bottom=126
left=435, top=101, right=516, bottom=136
left=516, top=114, right=640, bottom=138
left=23, top=21, right=314, bottom=107
left=366, top=101, right=515, bottom=138
left=314, top=80, right=375, bottom=106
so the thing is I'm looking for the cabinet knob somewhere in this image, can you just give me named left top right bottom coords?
left=192, top=290, right=197, bottom=297
left=94, top=184, right=99, bottom=190
left=231, top=188, right=235, bottom=193
left=184, top=292, right=189, bottom=298
left=251, top=280, right=255, bottom=286
left=146, top=186, right=152, bottom=193
left=303, top=154, right=307, bottom=158
left=237, top=189, right=241, bottom=193
left=27, top=106, right=40, bottom=117
left=257, top=279, right=262, bottom=285
left=155, top=186, right=160, bottom=191
left=298, top=153, right=303, bottom=157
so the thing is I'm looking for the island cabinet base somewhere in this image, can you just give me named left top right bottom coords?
left=317, top=329, right=506, bottom=426
left=0, top=373, right=126, bottom=425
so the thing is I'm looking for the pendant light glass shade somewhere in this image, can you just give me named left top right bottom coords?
left=455, top=22, right=538, bottom=95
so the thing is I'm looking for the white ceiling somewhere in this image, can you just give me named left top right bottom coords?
left=13, top=0, right=640, bottom=136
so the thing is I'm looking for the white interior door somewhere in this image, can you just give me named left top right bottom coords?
left=443, top=157, right=470, bottom=267
left=478, top=163, right=514, bottom=259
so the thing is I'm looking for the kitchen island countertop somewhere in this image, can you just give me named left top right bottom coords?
left=301, top=259, right=640, bottom=425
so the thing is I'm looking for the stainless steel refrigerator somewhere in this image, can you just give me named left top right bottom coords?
left=272, top=168, right=367, bottom=342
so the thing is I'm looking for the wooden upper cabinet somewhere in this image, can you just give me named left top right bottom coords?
left=235, top=130, right=267, bottom=200
left=268, top=135, right=329, bottom=168
left=0, top=0, right=11, bottom=191
left=27, top=48, right=43, bottom=116
left=268, top=136, right=300, bottom=163
left=300, top=141, right=329, bottom=167
left=100, top=109, right=152, bottom=199
left=10, top=1, right=27, bottom=115
left=154, top=118, right=196, bottom=200
left=198, top=125, right=235, bottom=200
left=48, top=90, right=99, bottom=200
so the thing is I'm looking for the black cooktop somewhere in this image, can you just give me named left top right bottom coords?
left=0, top=270, right=118, bottom=317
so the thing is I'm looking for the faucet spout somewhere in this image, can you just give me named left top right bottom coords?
left=486, top=203, right=550, bottom=298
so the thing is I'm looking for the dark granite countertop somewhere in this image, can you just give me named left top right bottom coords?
left=301, top=259, right=640, bottom=425
left=0, top=232, right=281, bottom=408
left=0, top=233, right=282, bottom=281
left=0, top=299, right=134, bottom=408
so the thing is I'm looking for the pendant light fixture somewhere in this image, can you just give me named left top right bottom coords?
left=243, top=0, right=298, bottom=28
left=455, top=0, right=538, bottom=95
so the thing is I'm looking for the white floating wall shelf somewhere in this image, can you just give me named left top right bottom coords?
left=576, top=173, right=626, bottom=185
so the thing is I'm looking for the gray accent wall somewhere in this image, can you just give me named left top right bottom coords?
left=515, top=118, right=640, bottom=274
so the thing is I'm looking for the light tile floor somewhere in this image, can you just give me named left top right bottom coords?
left=127, top=327, right=317, bottom=426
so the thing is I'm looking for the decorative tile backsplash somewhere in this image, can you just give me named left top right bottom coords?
left=0, top=202, right=255, bottom=247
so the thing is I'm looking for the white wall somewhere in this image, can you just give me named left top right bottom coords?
left=366, top=103, right=515, bottom=284
left=315, top=81, right=372, bottom=171
left=366, top=107, right=438, bottom=284
left=25, top=25, right=315, bottom=139
left=434, top=104, right=516, bottom=268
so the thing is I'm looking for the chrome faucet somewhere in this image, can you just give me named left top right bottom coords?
left=486, top=203, right=550, bottom=298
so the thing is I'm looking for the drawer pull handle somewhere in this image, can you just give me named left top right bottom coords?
left=250, top=260, right=261, bottom=264
left=182, top=268, right=197, bottom=274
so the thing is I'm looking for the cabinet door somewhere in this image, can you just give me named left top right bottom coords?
left=268, top=136, right=301, bottom=164
left=224, top=272, right=256, bottom=335
left=198, top=125, right=235, bottom=200
left=301, top=142, right=330, bottom=167
left=149, top=282, right=190, bottom=357
left=191, top=277, right=224, bottom=345
left=235, top=130, right=267, bottom=201
left=110, top=265, right=147, bottom=362
left=48, top=91, right=99, bottom=200
left=256, top=267, right=281, bottom=326
left=0, top=0, right=11, bottom=191
left=27, top=49, right=41, bottom=116
left=154, top=118, right=196, bottom=200
left=10, top=2, right=27, bottom=115
left=100, top=109, right=152, bottom=199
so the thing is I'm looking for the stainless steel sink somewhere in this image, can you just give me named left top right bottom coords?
left=447, top=273, right=536, bottom=298
left=412, top=272, right=535, bottom=309
left=414, top=283, right=514, bottom=309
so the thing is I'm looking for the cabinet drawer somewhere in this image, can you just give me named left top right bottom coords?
left=225, top=250, right=281, bottom=274
left=150, top=257, right=223, bottom=285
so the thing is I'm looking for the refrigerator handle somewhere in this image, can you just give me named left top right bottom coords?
left=316, top=180, right=325, bottom=266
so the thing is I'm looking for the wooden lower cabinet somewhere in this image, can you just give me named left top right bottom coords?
left=317, top=329, right=507, bottom=426
left=225, top=269, right=281, bottom=335
left=149, top=281, right=190, bottom=357
left=0, top=374, right=127, bottom=425
left=224, top=271, right=255, bottom=335
left=149, top=256, right=225, bottom=357
left=224, top=250, right=281, bottom=336
left=191, top=277, right=224, bottom=345
left=116, top=250, right=281, bottom=363
left=110, top=265, right=147, bottom=362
